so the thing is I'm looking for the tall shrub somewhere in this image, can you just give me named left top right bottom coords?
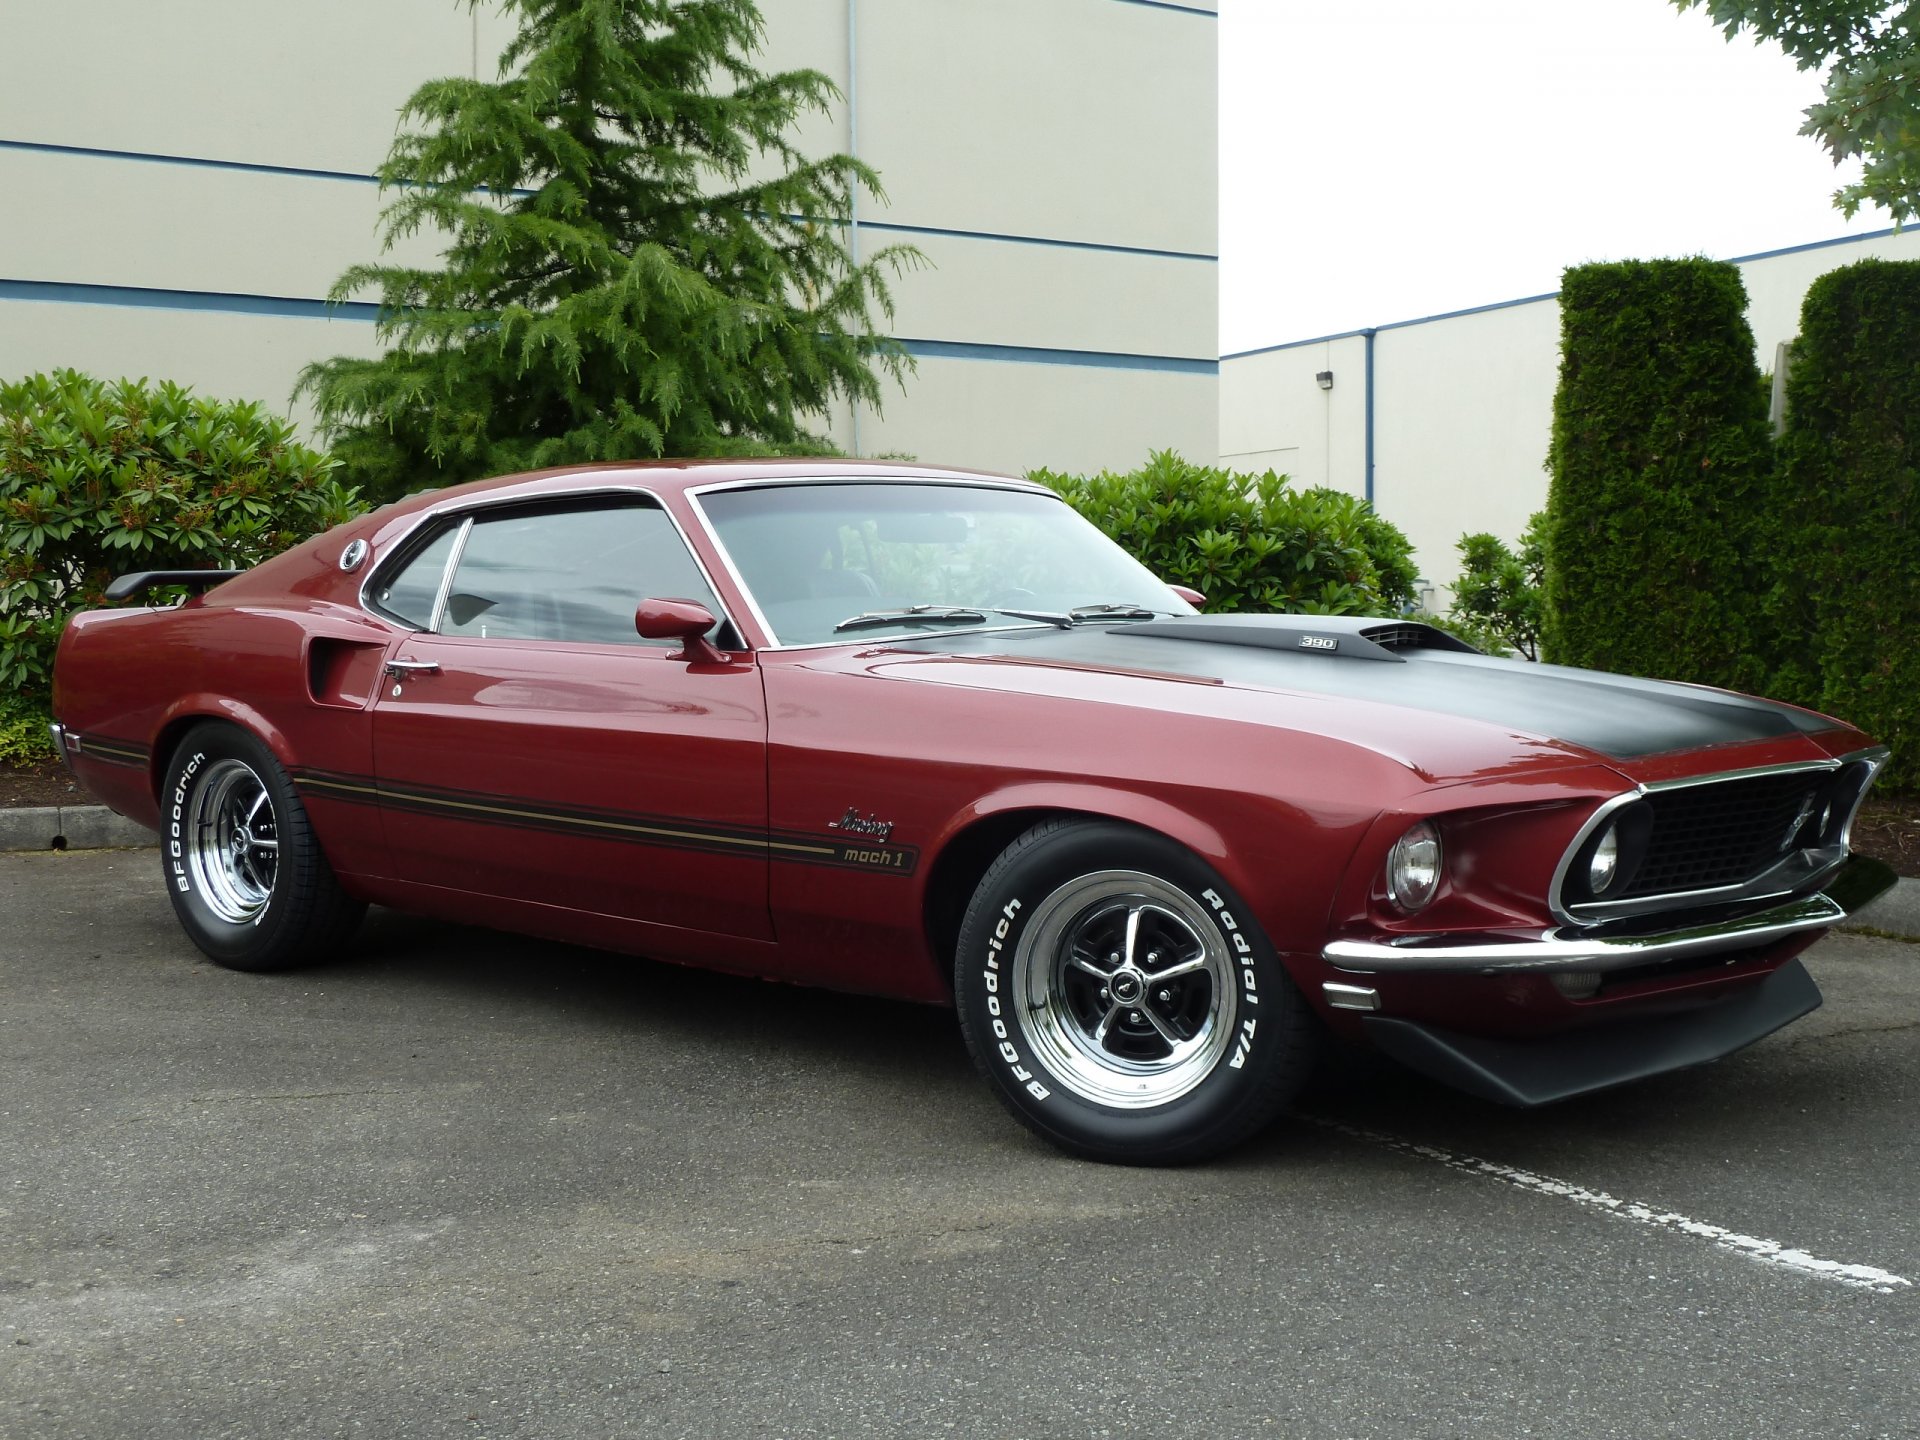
left=0, top=371, right=358, bottom=702
left=1774, top=259, right=1920, bottom=785
left=1541, top=259, right=1773, bottom=689
left=297, top=0, right=917, bottom=502
left=1031, top=450, right=1418, bottom=615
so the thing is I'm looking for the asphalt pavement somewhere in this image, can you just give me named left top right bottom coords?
left=3, top=849, right=1917, bottom=1440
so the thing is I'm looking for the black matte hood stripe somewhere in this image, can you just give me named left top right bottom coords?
left=877, top=619, right=1835, bottom=761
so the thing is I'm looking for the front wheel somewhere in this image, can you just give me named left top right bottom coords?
left=161, top=723, right=364, bottom=972
left=954, top=819, right=1316, bottom=1164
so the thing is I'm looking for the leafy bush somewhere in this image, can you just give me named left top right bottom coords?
left=1446, top=514, right=1545, bottom=660
left=0, top=371, right=360, bottom=703
left=0, top=694, right=53, bottom=767
left=1540, top=259, right=1773, bottom=690
left=1030, top=451, right=1418, bottom=615
left=1770, top=259, right=1920, bottom=786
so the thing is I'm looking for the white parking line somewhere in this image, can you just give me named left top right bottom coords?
left=1307, top=1116, right=1914, bottom=1294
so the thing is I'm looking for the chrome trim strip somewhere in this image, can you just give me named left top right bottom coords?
left=1639, top=757, right=1841, bottom=792
left=1546, top=789, right=1647, bottom=929
left=1569, top=847, right=1843, bottom=921
left=1548, top=747, right=1891, bottom=930
left=1324, top=854, right=1894, bottom=975
left=1835, top=745, right=1891, bottom=851
left=425, top=517, right=473, bottom=634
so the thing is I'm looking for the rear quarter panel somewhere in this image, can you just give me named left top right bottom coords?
left=53, top=596, right=395, bottom=882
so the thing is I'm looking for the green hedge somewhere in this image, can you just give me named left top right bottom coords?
left=1772, top=259, right=1920, bottom=786
left=1031, top=450, right=1418, bottom=615
left=1540, top=259, right=1773, bottom=691
left=0, top=371, right=361, bottom=701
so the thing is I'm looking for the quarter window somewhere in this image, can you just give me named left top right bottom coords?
left=371, top=525, right=459, bottom=630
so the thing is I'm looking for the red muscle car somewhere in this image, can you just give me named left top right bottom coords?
left=51, top=460, right=1896, bottom=1162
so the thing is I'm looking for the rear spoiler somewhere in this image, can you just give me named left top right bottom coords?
left=103, top=570, right=244, bottom=603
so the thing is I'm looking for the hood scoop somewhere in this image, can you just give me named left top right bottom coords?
left=1122, top=614, right=1479, bottom=663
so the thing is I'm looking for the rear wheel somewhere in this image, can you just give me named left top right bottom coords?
left=161, top=724, right=364, bottom=972
left=954, top=819, right=1316, bottom=1164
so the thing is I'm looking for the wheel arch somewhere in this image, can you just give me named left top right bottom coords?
left=920, top=784, right=1240, bottom=988
left=148, top=698, right=294, bottom=804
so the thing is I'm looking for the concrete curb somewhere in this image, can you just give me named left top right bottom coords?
left=5, top=805, right=1918, bottom=941
left=1845, top=874, right=1920, bottom=942
left=0, top=805, right=154, bottom=853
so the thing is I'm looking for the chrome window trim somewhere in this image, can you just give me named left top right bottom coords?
left=356, top=484, right=744, bottom=648
left=683, top=474, right=1079, bottom=652
left=1549, top=746, right=1891, bottom=930
left=424, top=517, right=473, bottom=635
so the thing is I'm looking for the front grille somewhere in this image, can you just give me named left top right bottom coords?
left=1618, top=771, right=1826, bottom=899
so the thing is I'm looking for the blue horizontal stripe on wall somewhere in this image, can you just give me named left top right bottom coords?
left=897, top=338, right=1215, bottom=374
left=0, top=138, right=377, bottom=187
left=861, top=220, right=1212, bottom=263
left=0, top=139, right=1216, bottom=264
left=0, top=279, right=1216, bottom=375
left=1109, top=0, right=1216, bottom=14
left=0, top=278, right=378, bottom=321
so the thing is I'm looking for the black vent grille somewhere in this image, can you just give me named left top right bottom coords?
left=1619, top=772, right=1826, bottom=899
left=1359, top=624, right=1427, bottom=650
left=1357, top=622, right=1478, bottom=654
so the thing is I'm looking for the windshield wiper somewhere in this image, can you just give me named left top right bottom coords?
left=833, top=606, right=988, bottom=633
left=989, top=603, right=1165, bottom=629
left=989, top=607, right=1074, bottom=629
left=833, top=602, right=1165, bottom=635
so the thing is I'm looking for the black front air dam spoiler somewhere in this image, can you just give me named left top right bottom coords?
left=1362, top=958, right=1823, bottom=1107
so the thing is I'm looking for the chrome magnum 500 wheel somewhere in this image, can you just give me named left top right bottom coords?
left=954, top=819, right=1316, bottom=1164
left=162, top=723, right=364, bottom=972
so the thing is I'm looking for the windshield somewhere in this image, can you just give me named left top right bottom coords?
left=696, top=481, right=1197, bottom=645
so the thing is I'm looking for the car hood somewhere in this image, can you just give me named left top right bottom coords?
left=847, top=616, right=1837, bottom=775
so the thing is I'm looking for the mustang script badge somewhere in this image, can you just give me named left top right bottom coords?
left=828, top=807, right=895, bottom=841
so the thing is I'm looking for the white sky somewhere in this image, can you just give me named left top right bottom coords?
left=1218, top=0, right=1894, bottom=354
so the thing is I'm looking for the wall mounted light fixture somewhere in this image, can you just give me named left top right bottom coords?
left=1315, top=370, right=1334, bottom=390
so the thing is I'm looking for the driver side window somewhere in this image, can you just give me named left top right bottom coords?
left=442, top=502, right=721, bottom=645
left=372, top=500, right=724, bottom=645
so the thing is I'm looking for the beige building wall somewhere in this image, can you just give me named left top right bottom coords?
left=1221, top=227, right=1920, bottom=599
left=0, top=0, right=1218, bottom=480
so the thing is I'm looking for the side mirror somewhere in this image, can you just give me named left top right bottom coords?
left=636, top=597, right=729, bottom=664
left=1167, top=583, right=1206, bottom=609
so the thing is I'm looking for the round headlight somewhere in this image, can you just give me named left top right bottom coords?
left=1386, top=820, right=1443, bottom=912
left=1588, top=824, right=1620, bottom=894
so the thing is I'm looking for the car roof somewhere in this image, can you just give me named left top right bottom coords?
left=367, top=458, right=1050, bottom=523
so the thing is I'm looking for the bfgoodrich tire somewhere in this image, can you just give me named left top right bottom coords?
left=954, top=818, right=1316, bottom=1164
left=160, top=723, right=364, bottom=972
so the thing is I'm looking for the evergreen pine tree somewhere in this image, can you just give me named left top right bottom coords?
left=297, top=0, right=916, bottom=500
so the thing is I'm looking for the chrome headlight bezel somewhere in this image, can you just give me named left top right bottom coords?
left=1385, top=820, right=1444, bottom=914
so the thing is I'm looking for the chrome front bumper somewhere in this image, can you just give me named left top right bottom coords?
left=1322, top=853, right=1896, bottom=975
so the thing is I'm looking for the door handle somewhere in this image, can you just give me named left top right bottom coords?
left=384, top=658, right=441, bottom=679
